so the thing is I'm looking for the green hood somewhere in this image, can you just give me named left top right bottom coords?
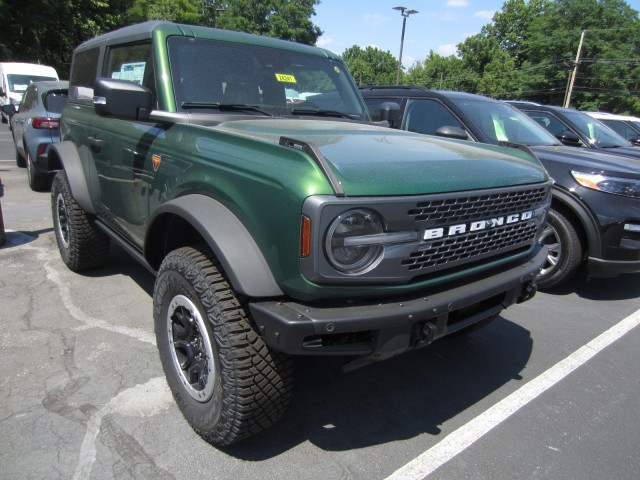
left=214, top=119, right=548, bottom=196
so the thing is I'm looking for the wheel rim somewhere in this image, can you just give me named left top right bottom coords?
left=166, top=294, right=215, bottom=402
left=55, top=193, right=70, bottom=249
left=538, top=223, right=561, bottom=277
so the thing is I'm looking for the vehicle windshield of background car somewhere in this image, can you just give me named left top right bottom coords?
left=562, top=109, right=634, bottom=148
left=8, top=74, right=57, bottom=93
left=167, top=37, right=367, bottom=120
left=447, top=98, right=562, bottom=147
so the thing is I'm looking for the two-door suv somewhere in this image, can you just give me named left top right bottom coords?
left=49, top=22, right=551, bottom=445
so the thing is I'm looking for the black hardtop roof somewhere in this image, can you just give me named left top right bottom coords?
left=359, top=86, right=501, bottom=102
left=73, top=20, right=337, bottom=59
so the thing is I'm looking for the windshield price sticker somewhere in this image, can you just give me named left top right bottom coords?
left=275, top=73, right=297, bottom=83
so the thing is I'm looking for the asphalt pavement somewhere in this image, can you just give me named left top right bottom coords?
left=1, top=128, right=639, bottom=480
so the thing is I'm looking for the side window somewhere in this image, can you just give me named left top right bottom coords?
left=69, top=47, right=100, bottom=103
left=363, top=97, right=396, bottom=121
left=403, top=99, right=463, bottom=135
left=20, top=86, right=37, bottom=112
left=106, top=43, right=156, bottom=106
left=524, top=111, right=566, bottom=137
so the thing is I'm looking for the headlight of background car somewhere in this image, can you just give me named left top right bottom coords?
left=571, top=171, right=640, bottom=199
left=325, top=209, right=384, bottom=274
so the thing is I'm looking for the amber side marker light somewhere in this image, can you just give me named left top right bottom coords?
left=300, top=215, right=311, bottom=257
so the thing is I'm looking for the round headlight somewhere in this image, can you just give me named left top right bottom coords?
left=325, top=209, right=384, bottom=274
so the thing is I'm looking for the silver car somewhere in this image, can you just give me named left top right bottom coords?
left=7, top=80, right=68, bottom=191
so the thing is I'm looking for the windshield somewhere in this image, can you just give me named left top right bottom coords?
left=448, top=97, right=560, bottom=146
left=168, top=37, right=367, bottom=120
left=8, top=74, right=57, bottom=93
left=561, top=109, right=631, bottom=148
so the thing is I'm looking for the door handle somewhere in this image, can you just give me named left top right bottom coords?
left=88, top=136, right=103, bottom=153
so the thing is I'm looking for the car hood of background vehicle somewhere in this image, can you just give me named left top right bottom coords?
left=213, top=119, right=548, bottom=196
left=530, top=145, right=640, bottom=177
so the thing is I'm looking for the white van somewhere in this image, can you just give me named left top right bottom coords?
left=0, top=62, right=59, bottom=123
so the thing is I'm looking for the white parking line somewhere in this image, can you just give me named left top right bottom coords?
left=385, top=307, right=640, bottom=480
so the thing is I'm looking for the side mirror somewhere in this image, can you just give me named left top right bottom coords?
left=379, top=102, right=402, bottom=128
left=629, top=136, right=640, bottom=147
left=556, top=130, right=583, bottom=147
left=435, top=125, right=469, bottom=141
left=93, top=78, right=152, bottom=120
left=0, top=104, right=16, bottom=117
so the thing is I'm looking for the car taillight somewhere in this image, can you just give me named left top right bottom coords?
left=31, top=117, right=59, bottom=129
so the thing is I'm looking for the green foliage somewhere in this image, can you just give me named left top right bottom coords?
left=342, top=46, right=398, bottom=86
left=0, top=0, right=323, bottom=78
left=214, top=0, right=322, bottom=45
left=405, top=51, right=474, bottom=91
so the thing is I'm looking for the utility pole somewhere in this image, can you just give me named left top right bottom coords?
left=564, top=30, right=586, bottom=108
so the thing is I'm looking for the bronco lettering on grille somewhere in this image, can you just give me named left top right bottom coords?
left=423, top=211, right=533, bottom=240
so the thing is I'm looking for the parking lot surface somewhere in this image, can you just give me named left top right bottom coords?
left=1, top=129, right=639, bottom=480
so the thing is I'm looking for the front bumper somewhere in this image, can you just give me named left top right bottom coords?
left=249, top=244, right=546, bottom=361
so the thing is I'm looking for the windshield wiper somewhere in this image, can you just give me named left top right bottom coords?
left=181, top=102, right=272, bottom=116
left=290, top=108, right=357, bottom=119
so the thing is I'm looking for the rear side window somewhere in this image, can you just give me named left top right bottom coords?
left=19, top=85, right=38, bottom=111
left=69, top=47, right=100, bottom=102
left=44, top=91, right=68, bottom=114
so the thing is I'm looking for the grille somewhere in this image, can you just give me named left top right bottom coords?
left=403, top=222, right=538, bottom=271
left=408, top=187, right=547, bottom=225
left=402, top=186, right=547, bottom=273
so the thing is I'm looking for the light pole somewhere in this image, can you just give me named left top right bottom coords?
left=393, top=6, right=418, bottom=84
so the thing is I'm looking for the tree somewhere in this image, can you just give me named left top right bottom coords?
left=127, top=0, right=202, bottom=24
left=341, top=46, right=398, bottom=86
left=214, top=0, right=322, bottom=45
left=405, top=51, right=474, bottom=91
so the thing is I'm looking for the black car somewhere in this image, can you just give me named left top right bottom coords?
left=361, top=86, right=640, bottom=289
left=507, top=101, right=640, bottom=159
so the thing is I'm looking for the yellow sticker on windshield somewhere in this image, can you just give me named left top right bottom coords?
left=275, top=73, right=297, bottom=83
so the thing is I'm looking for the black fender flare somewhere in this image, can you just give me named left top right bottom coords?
left=147, top=194, right=284, bottom=298
left=48, top=141, right=96, bottom=214
left=551, top=186, right=602, bottom=257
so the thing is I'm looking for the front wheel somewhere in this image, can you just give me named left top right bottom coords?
left=51, top=171, right=110, bottom=271
left=153, top=246, right=293, bottom=446
left=536, top=209, right=583, bottom=289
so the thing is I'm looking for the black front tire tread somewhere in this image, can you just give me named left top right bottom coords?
left=51, top=171, right=110, bottom=271
left=154, top=246, right=293, bottom=446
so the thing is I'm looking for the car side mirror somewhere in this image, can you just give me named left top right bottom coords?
left=556, top=130, right=583, bottom=147
left=93, top=78, right=152, bottom=120
left=435, top=125, right=469, bottom=141
left=0, top=104, right=16, bottom=117
left=629, top=136, right=640, bottom=147
left=379, top=102, right=402, bottom=128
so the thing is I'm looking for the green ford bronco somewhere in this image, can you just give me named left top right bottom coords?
left=49, top=21, right=551, bottom=446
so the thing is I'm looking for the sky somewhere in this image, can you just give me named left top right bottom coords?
left=313, top=0, right=640, bottom=68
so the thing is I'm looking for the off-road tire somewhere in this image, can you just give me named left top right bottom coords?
left=153, top=245, right=293, bottom=446
left=27, top=150, right=48, bottom=191
left=536, top=209, right=583, bottom=289
left=51, top=171, right=110, bottom=271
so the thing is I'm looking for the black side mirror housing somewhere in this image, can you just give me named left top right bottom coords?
left=93, top=78, right=152, bottom=120
left=379, top=102, right=402, bottom=128
left=435, top=125, right=469, bottom=141
left=0, top=104, right=16, bottom=117
left=629, top=136, right=640, bottom=147
left=556, top=130, right=583, bottom=147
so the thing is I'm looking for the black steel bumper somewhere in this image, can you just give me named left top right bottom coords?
left=249, top=244, right=547, bottom=359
